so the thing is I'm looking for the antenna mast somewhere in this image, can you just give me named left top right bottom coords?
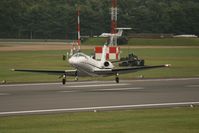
left=70, top=8, right=81, bottom=56
left=77, top=8, right=81, bottom=50
left=110, top=0, right=118, bottom=46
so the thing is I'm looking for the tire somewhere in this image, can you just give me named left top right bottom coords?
left=116, top=77, right=119, bottom=83
left=62, top=78, right=66, bottom=85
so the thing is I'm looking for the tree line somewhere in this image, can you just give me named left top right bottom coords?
left=0, top=0, right=198, bottom=39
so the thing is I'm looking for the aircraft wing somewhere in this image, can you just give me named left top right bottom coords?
left=94, top=64, right=170, bottom=75
left=12, top=69, right=77, bottom=76
left=112, top=64, right=170, bottom=74
left=12, top=64, right=170, bottom=77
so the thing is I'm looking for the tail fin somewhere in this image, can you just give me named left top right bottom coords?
left=101, top=45, right=107, bottom=62
left=116, top=28, right=132, bottom=37
left=117, top=29, right=123, bottom=36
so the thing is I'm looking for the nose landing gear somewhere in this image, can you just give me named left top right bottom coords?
left=62, top=74, right=66, bottom=85
left=115, top=73, right=119, bottom=83
left=75, top=70, right=79, bottom=81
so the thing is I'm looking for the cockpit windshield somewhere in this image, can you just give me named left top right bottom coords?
left=73, top=52, right=88, bottom=58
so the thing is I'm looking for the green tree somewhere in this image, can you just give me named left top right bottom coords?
left=0, top=0, right=198, bottom=39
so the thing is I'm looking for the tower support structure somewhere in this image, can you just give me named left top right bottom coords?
left=110, top=0, right=118, bottom=46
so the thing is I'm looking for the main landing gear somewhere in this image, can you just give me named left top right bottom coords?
left=115, top=73, right=119, bottom=83
left=75, top=71, right=78, bottom=81
left=62, top=71, right=79, bottom=85
left=62, top=74, right=66, bottom=85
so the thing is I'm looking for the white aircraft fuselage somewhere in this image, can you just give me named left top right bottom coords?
left=69, top=52, right=113, bottom=76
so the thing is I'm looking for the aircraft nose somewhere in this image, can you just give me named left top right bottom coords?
left=68, top=58, right=74, bottom=64
left=69, top=57, right=80, bottom=65
left=68, top=57, right=74, bottom=64
left=69, top=56, right=86, bottom=65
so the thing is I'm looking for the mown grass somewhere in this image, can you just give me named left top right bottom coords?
left=0, top=107, right=199, bottom=133
left=83, top=37, right=199, bottom=46
left=128, top=38, right=199, bottom=46
left=0, top=50, right=70, bottom=83
left=119, top=48, right=199, bottom=79
left=0, top=48, right=199, bottom=83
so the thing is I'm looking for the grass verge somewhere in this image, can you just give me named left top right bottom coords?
left=83, top=37, right=199, bottom=46
left=0, top=107, right=199, bottom=133
left=0, top=48, right=199, bottom=83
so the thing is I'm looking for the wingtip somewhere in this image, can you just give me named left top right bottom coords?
left=165, top=64, right=171, bottom=67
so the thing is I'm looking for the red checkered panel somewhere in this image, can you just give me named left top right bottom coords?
left=95, top=46, right=120, bottom=60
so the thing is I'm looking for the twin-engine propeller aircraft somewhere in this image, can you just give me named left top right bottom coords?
left=12, top=45, right=170, bottom=84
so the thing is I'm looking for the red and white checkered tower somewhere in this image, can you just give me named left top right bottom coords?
left=111, top=0, right=118, bottom=46
left=95, top=0, right=120, bottom=60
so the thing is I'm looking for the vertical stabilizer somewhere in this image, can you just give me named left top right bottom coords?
left=101, top=45, right=107, bottom=62
left=117, top=29, right=123, bottom=36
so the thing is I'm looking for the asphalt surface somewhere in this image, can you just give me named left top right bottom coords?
left=0, top=78, right=199, bottom=116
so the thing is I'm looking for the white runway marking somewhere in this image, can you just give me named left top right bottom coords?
left=100, top=87, right=144, bottom=91
left=0, top=93, right=10, bottom=96
left=0, top=81, right=101, bottom=87
left=59, top=87, right=143, bottom=93
left=187, top=85, right=199, bottom=88
left=0, top=83, right=60, bottom=87
left=64, top=83, right=129, bottom=88
left=59, top=90, right=77, bottom=93
left=0, top=101, right=199, bottom=116
left=124, top=77, right=199, bottom=82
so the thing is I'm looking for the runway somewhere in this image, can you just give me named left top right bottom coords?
left=0, top=78, right=199, bottom=116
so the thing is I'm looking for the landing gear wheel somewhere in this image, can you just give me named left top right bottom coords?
left=115, top=77, right=119, bottom=83
left=62, top=78, right=66, bottom=85
left=62, top=74, right=66, bottom=85
left=75, top=70, right=78, bottom=81
left=115, top=73, right=119, bottom=83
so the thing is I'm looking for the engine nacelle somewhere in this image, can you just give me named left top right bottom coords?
left=104, top=61, right=110, bottom=67
left=101, top=61, right=113, bottom=69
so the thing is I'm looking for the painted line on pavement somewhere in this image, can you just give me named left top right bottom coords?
left=0, top=93, right=10, bottom=96
left=186, top=85, right=199, bottom=88
left=59, top=87, right=143, bottom=93
left=0, top=83, right=60, bottom=87
left=0, top=81, right=100, bottom=87
left=0, top=101, right=199, bottom=116
left=124, top=77, right=199, bottom=83
left=100, top=87, right=144, bottom=91
left=64, top=83, right=129, bottom=88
